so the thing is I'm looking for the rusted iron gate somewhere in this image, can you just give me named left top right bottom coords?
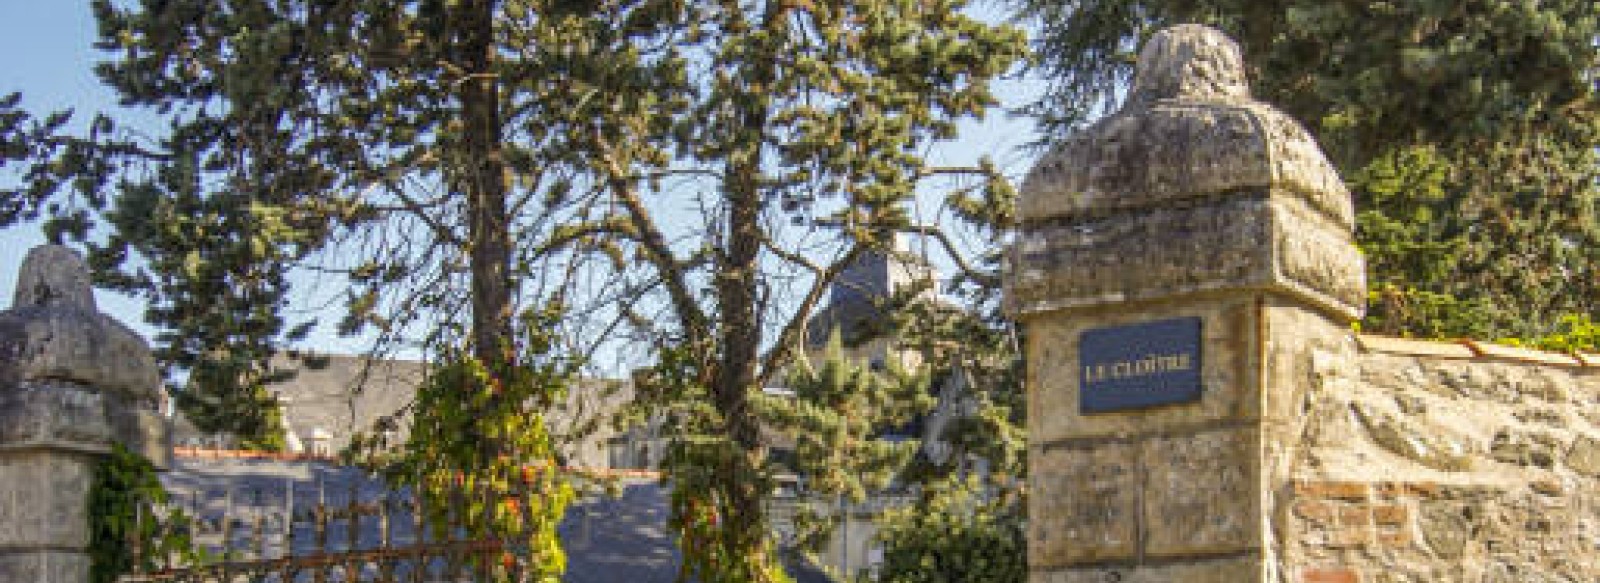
left=119, top=478, right=542, bottom=583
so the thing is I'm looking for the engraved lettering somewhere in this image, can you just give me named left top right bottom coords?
left=1083, top=351, right=1196, bottom=384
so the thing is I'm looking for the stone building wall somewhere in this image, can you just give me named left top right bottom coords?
left=1281, top=336, right=1600, bottom=582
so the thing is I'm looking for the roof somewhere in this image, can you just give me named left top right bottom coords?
left=170, top=353, right=636, bottom=466
left=266, top=353, right=425, bottom=453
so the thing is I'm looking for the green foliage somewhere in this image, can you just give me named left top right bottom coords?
left=632, top=346, right=794, bottom=583
left=543, top=1, right=1026, bottom=580
left=754, top=331, right=935, bottom=553
left=1020, top=0, right=1600, bottom=340
left=98, top=169, right=305, bottom=446
left=1362, top=284, right=1493, bottom=341
left=11, top=1, right=1023, bottom=579
left=860, top=284, right=1028, bottom=583
left=233, top=387, right=289, bottom=453
left=765, top=332, right=933, bottom=502
left=1502, top=315, right=1600, bottom=354
left=0, top=92, right=138, bottom=235
left=89, top=445, right=200, bottom=583
left=872, top=477, right=1026, bottom=583
left=357, top=307, right=576, bottom=582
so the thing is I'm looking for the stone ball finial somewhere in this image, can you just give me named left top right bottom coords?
left=13, top=244, right=96, bottom=312
left=1128, top=24, right=1250, bottom=105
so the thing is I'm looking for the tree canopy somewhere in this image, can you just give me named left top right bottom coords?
left=2, top=0, right=1026, bottom=580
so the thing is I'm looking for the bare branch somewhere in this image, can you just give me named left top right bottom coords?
left=915, top=165, right=993, bottom=180
left=757, top=240, right=867, bottom=387
left=374, top=181, right=465, bottom=247
left=901, top=224, right=1000, bottom=288
left=593, top=132, right=712, bottom=347
left=527, top=217, right=635, bottom=259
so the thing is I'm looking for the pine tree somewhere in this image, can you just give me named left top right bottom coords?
left=13, top=0, right=587, bottom=574
left=520, top=1, right=1025, bottom=579
left=78, top=0, right=553, bottom=439
left=1019, top=0, right=1600, bottom=339
left=5, top=1, right=1024, bottom=579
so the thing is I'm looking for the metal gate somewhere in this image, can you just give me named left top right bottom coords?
left=119, top=474, right=544, bottom=583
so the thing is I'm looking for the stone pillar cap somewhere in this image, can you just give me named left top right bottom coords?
left=1018, top=24, right=1351, bottom=228
left=1005, top=25, right=1364, bottom=321
left=0, top=245, right=161, bottom=401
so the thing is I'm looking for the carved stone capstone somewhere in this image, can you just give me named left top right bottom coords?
left=0, top=245, right=168, bottom=467
left=0, top=245, right=160, bottom=401
left=1006, top=24, right=1364, bottom=321
left=13, top=245, right=98, bottom=312
left=1127, top=23, right=1251, bottom=105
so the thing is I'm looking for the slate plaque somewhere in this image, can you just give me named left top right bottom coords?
left=1079, top=317, right=1202, bottom=413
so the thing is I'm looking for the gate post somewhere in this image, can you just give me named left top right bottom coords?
left=0, top=245, right=169, bottom=582
left=1006, top=25, right=1364, bottom=582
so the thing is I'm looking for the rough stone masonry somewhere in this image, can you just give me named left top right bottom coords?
left=1009, top=23, right=1600, bottom=583
left=0, top=245, right=169, bottom=583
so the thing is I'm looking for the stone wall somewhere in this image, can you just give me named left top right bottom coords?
left=1281, top=336, right=1600, bottom=582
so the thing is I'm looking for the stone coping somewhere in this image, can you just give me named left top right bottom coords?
left=1356, top=334, right=1590, bottom=367
left=172, top=447, right=663, bottom=480
left=174, top=446, right=338, bottom=462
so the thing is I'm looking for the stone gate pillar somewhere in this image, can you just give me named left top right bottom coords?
left=1005, top=25, right=1364, bottom=582
left=0, top=245, right=169, bottom=582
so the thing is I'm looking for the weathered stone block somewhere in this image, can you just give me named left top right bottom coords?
left=1565, top=435, right=1600, bottom=476
left=0, top=551, right=91, bottom=583
left=1142, top=428, right=1259, bottom=557
left=0, top=451, right=94, bottom=549
left=107, top=395, right=172, bottom=469
left=0, top=381, right=113, bottom=453
left=0, top=247, right=159, bottom=402
left=1027, top=296, right=1257, bottom=445
left=1417, top=502, right=1473, bottom=559
left=1489, top=428, right=1562, bottom=468
left=1007, top=194, right=1363, bottom=321
left=1351, top=401, right=1473, bottom=471
left=1032, top=554, right=1261, bottom=583
left=1030, top=442, right=1141, bottom=567
left=1356, top=335, right=1476, bottom=359
left=1261, top=301, right=1357, bottom=425
left=1006, top=22, right=1365, bottom=323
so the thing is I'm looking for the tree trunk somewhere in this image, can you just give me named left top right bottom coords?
left=710, top=30, right=780, bottom=578
left=715, top=153, right=772, bottom=577
left=456, top=0, right=514, bottom=370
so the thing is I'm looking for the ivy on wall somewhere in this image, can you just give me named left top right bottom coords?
left=88, top=444, right=199, bottom=583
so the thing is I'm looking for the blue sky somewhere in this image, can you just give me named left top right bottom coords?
left=0, top=2, right=1049, bottom=357
left=0, top=1, right=160, bottom=338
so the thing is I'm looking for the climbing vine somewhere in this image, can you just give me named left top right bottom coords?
left=356, top=306, right=576, bottom=582
left=88, top=444, right=199, bottom=583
